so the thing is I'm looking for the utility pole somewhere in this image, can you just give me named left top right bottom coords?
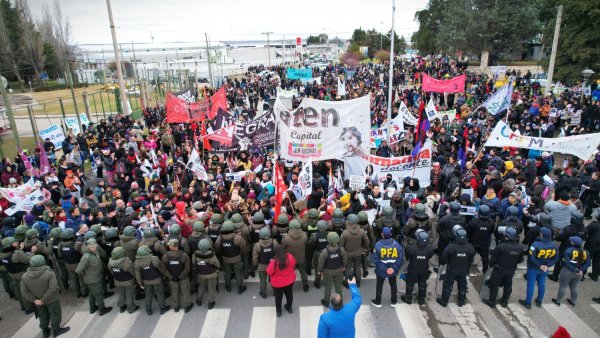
left=545, top=4, right=563, bottom=96
left=205, top=33, right=214, bottom=88
left=262, top=32, right=273, bottom=67
left=0, top=76, right=20, bottom=148
left=386, top=0, right=396, bottom=143
left=101, top=48, right=107, bottom=84
left=64, top=60, right=83, bottom=131
left=175, top=48, right=183, bottom=90
left=105, top=0, right=130, bottom=115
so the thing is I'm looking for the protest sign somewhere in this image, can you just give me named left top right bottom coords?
left=422, top=73, right=465, bottom=93
left=349, top=175, right=366, bottom=191
left=212, top=109, right=276, bottom=152
left=367, top=146, right=432, bottom=187
left=286, top=68, right=313, bottom=80
left=64, top=114, right=90, bottom=134
left=298, top=160, right=313, bottom=198
left=485, top=121, right=600, bottom=160
left=5, top=189, right=45, bottom=216
left=481, top=83, right=513, bottom=115
left=226, top=172, right=245, bottom=182
left=0, top=178, right=36, bottom=203
left=39, top=125, right=65, bottom=149
left=186, top=149, right=209, bottom=181
left=370, top=113, right=405, bottom=148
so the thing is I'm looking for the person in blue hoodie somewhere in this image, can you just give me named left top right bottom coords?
left=519, top=227, right=559, bottom=309
left=552, top=236, right=590, bottom=306
left=317, top=276, right=361, bottom=338
left=370, top=227, right=403, bottom=308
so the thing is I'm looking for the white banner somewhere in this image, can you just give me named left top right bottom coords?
left=425, top=99, right=438, bottom=121
left=0, top=178, right=36, bottom=203
left=426, top=108, right=457, bottom=123
left=370, top=113, right=406, bottom=148
left=368, top=145, right=432, bottom=188
left=298, top=160, right=313, bottom=198
left=485, top=121, right=600, bottom=160
left=186, top=149, right=209, bottom=181
left=278, top=88, right=299, bottom=98
left=39, top=124, right=65, bottom=150
left=275, top=95, right=370, bottom=163
left=399, top=101, right=417, bottom=125
left=5, top=189, right=45, bottom=216
left=481, top=83, right=513, bottom=115
left=337, top=78, right=346, bottom=96
left=299, top=77, right=321, bottom=85
left=64, top=114, right=90, bottom=134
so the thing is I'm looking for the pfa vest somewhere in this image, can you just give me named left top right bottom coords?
left=60, top=242, right=82, bottom=264
left=314, top=231, right=328, bottom=252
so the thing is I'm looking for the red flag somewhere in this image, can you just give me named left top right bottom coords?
left=274, top=161, right=287, bottom=221
left=165, top=93, right=190, bottom=123
left=208, top=87, right=228, bottom=119
left=38, top=142, right=53, bottom=176
left=201, top=120, right=212, bottom=151
left=413, top=101, right=425, bottom=141
left=202, top=125, right=236, bottom=146
left=19, top=148, right=33, bottom=172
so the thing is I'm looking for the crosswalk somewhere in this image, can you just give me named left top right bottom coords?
left=12, top=294, right=600, bottom=338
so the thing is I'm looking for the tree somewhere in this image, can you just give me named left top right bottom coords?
left=0, top=0, right=26, bottom=91
left=306, top=35, right=320, bottom=45
left=347, top=27, right=406, bottom=59
left=539, top=0, right=600, bottom=84
left=374, top=50, right=390, bottom=62
left=16, top=0, right=45, bottom=81
left=340, top=52, right=362, bottom=67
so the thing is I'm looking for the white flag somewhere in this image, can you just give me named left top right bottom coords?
left=5, top=189, right=45, bottom=216
left=482, top=82, right=513, bottom=115
left=425, top=99, right=438, bottom=121
left=298, top=160, right=313, bottom=198
left=337, top=78, right=346, bottom=96
left=399, top=101, right=416, bottom=125
left=186, top=149, right=209, bottom=181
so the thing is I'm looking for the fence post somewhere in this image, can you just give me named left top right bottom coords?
left=82, top=92, right=92, bottom=122
left=27, top=105, right=40, bottom=144
left=99, top=92, right=107, bottom=119
left=58, top=97, right=67, bottom=135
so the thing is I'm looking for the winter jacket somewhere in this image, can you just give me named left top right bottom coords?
left=266, top=253, right=296, bottom=288
left=545, top=201, right=577, bottom=229
left=20, top=265, right=60, bottom=305
left=75, top=251, right=103, bottom=285
left=107, top=256, right=135, bottom=287
left=117, top=235, right=139, bottom=263
left=371, top=238, right=402, bottom=278
left=282, top=229, right=307, bottom=264
left=317, top=284, right=361, bottom=338
left=340, top=224, right=369, bottom=258
left=134, top=255, right=167, bottom=286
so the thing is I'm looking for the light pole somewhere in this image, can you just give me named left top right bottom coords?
left=105, top=0, right=130, bottom=115
left=262, top=32, right=273, bottom=67
left=581, top=68, right=595, bottom=104
left=0, top=76, right=20, bottom=148
left=386, top=0, right=396, bottom=144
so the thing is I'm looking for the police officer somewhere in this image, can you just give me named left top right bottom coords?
left=436, top=225, right=475, bottom=307
left=193, top=239, right=219, bottom=309
left=167, top=225, right=190, bottom=256
left=465, top=204, right=495, bottom=274
left=20, top=255, right=70, bottom=338
left=108, top=246, right=138, bottom=313
left=340, top=214, right=369, bottom=287
left=188, top=221, right=208, bottom=261
left=75, top=239, right=113, bottom=316
left=371, top=227, right=402, bottom=308
left=252, top=227, right=275, bottom=298
left=402, top=229, right=434, bottom=305
left=134, top=245, right=171, bottom=315
left=163, top=239, right=193, bottom=313
left=495, top=206, right=523, bottom=243
left=0, top=236, right=16, bottom=299
left=375, top=206, right=401, bottom=241
left=437, top=202, right=465, bottom=255
left=483, top=227, right=523, bottom=308
left=317, top=232, right=347, bottom=308
left=302, top=208, right=321, bottom=275
left=549, top=211, right=587, bottom=282
left=215, top=221, right=247, bottom=294
left=2, top=237, right=32, bottom=312
left=47, top=227, right=68, bottom=291
left=206, top=214, right=223, bottom=244
left=249, top=213, right=268, bottom=278
left=357, top=211, right=375, bottom=277
left=231, top=213, right=251, bottom=279
left=330, top=208, right=346, bottom=236
left=140, top=228, right=167, bottom=258
left=519, top=227, right=559, bottom=309
left=523, top=213, right=552, bottom=251
left=58, top=228, right=85, bottom=297
left=309, top=220, right=329, bottom=289
left=552, top=236, right=590, bottom=306
left=403, top=203, right=433, bottom=246
left=283, top=219, right=309, bottom=292
left=119, top=226, right=140, bottom=263
left=102, top=228, right=120, bottom=259
left=272, top=214, right=290, bottom=244
left=23, top=229, right=52, bottom=258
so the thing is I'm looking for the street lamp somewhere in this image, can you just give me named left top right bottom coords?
left=262, top=32, right=273, bottom=68
left=581, top=68, right=595, bottom=104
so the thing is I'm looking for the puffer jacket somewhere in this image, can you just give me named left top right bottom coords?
left=107, top=256, right=135, bottom=287
left=282, top=229, right=307, bottom=264
left=118, top=235, right=139, bottom=263
left=21, top=265, right=60, bottom=305
left=340, top=224, right=369, bottom=258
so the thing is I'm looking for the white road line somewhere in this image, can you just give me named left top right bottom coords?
left=395, top=303, right=434, bottom=338
left=150, top=310, right=185, bottom=338
left=355, top=306, right=377, bottom=338
left=249, top=307, right=276, bottom=338
left=102, top=310, right=141, bottom=338
left=62, top=311, right=96, bottom=338
left=11, top=315, right=40, bottom=338
left=496, top=304, right=544, bottom=338
left=592, top=304, right=600, bottom=315
left=199, top=308, right=230, bottom=338
left=543, top=303, right=598, bottom=338
left=449, top=303, right=494, bottom=338
left=299, top=306, right=324, bottom=338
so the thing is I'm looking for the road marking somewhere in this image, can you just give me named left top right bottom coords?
left=11, top=315, right=40, bottom=338
left=355, top=306, right=377, bottom=338
left=592, top=304, right=600, bottom=315
left=62, top=311, right=95, bottom=338
left=150, top=310, right=185, bottom=338
left=249, top=307, right=276, bottom=338
left=102, top=310, right=140, bottom=338
left=199, top=308, right=230, bottom=338
left=496, top=304, right=544, bottom=338
left=449, top=303, right=493, bottom=338
left=299, top=306, right=324, bottom=338
left=543, top=303, right=597, bottom=338
left=395, top=303, right=434, bottom=338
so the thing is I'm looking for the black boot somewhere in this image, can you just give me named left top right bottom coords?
left=160, top=306, right=171, bottom=315
left=314, top=280, right=321, bottom=289
left=237, top=285, right=247, bottom=295
left=184, top=304, right=194, bottom=313
left=120, top=305, right=127, bottom=313
left=482, top=299, right=496, bottom=308
left=436, top=297, right=447, bottom=307
left=400, top=295, right=412, bottom=304
left=53, top=327, right=70, bottom=337
left=207, top=302, right=215, bottom=309
left=42, top=328, right=50, bottom=338
left=99, top=306, right=113, bottom=316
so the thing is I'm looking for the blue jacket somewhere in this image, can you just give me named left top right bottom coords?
left=500, top=199, right=523, bottom=219
left=318, top=284, right=361, bottom=338
left=372, top=238, right=403, bottom=278
left=528, top=239, right=559, bottom=269
left=562, top=247, right=591, bottom=273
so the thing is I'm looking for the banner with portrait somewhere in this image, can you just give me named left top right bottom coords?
left=368, top=145, right=432, bottom=188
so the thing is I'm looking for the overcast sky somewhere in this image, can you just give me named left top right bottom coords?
left=28, top=0, right=429, bottom=45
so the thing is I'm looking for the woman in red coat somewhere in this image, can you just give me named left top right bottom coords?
left=266, top=244, right=296, bottom=317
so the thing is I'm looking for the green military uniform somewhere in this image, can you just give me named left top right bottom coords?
left=252, top=228, right=275, bottom=298
left=375, top=206, right=401, bottom=240
left=340, top=214, right=370, bottom=286
left=118, top=226, right=140, bottom=263
left=283, top=220, right=309, bottom=291
left=14, top=224, right=28, bottom=243
left=166, top=225, right=191, bottom=256
left=231, top=213, right=251, bottom=279
left=187, top=222, right=208, bottom=294
left=272, top=214, right=290, bottom=244
left=23, top=229, right=52, bottom=258
left=317, top=232, right=347, bottom=307
left=301, top=208, right=321, bottom=275
left=309, top=221, right=330, bottom=289
left=330, top=209, right=346, bottom=236
left=357, top=211, right=376, bottom=277
left=100, top=228, right=120, bottom=290
left=214, top=221, right=247, bottom=294
left=0, top=235, right=16, bottom=299
left=162, top=239, right=193, bottom=313
left=75, top=239, right=112, bottom=315
left=58, top=228, right=87, bottom=297
left=20, top=255, right=70, bottom=338
left=2, top=237, right=32, bottom=311
left=248, top=213, right=267, bottom=278
left=192, top=239, right=219, bottom=309
left=47, top=227, right=69, bottom=290
left=108, top=247, right=138, bottom=314
left=134, top=245, right=171, bottom=315
left=140, top=228, right=167, bottom=258
left=206, top=214, right=223, bottom=245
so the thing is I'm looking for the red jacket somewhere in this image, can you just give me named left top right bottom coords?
left=266, top=253, right=296, bottom=288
